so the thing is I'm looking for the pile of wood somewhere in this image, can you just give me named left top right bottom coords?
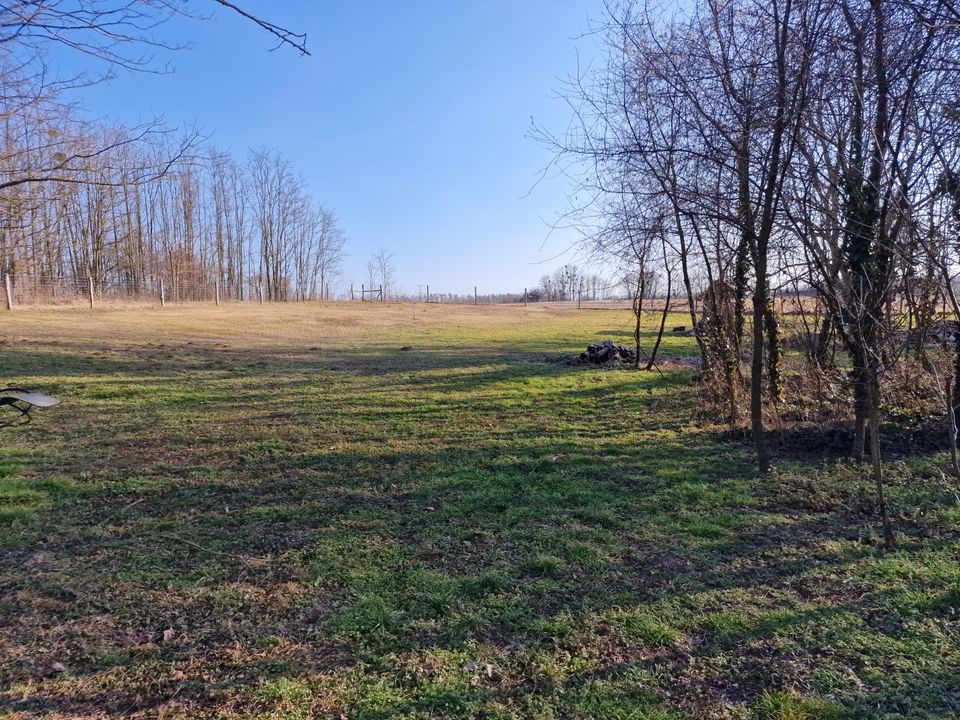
left=578, top=340, right=636, bottom=365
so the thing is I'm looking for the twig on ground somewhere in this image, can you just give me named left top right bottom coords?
left=151, top=533, right=254, bottom=565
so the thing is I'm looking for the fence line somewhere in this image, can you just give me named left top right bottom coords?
left=1, top=273, right=697, bottom=311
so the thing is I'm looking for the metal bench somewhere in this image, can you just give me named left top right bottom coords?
left=0, top=387, right=60, bottom=427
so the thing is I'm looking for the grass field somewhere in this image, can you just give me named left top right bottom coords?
left=1, top=302, right=959, bottom=719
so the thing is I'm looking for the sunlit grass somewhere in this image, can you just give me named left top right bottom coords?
left=0, top=302, right=957, bottom=718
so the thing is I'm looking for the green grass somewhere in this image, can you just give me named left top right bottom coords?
left=0, top=302, right=958, bottom=719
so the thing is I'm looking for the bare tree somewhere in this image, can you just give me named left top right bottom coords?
left=0, top=0, right=307, bottom=205
left=0, top=1, right=308, bottom=70
left=313, top=208, right=347, bottom=300
left=366, top=249, right=396, bottom=299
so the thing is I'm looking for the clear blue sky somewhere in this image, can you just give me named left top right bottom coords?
left=56, top=1, right=604, bottom=295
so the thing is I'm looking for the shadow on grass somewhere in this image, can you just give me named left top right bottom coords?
left=1, top=338, right=958, bottom=718
left=760, top=418, right=952, bottom=463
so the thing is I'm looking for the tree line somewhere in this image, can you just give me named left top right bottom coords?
left=0, top=89, right=346, bottom=301
left=532, top=264, right=613, bottom=302
left=0, top=1, right=344, bottom=302
left=547, top=0, right=960, bottom=545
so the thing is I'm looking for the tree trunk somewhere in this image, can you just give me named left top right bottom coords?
left=764, top=295, right=782, bottom=404
left=633, top=308, right=643, bottom=370
left=752, top=282, right=771, bottom=473
left=632, top=272, right=646, bottom=370
left=868, top=376, right=895, bottom=549
left=852, top=348, right=869, bottom=461
left=947, top=378, right=960, bottom=480
left=953, top=332, right=960, bottom=434
left=646, top=266, right=672, bottom=371
left=814, top=312, right=833, bottom=366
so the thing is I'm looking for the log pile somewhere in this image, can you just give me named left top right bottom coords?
left=578, top=340, right=636, bottom=365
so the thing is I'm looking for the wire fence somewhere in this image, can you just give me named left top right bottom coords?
left=1, top=273, right=695, bottom=312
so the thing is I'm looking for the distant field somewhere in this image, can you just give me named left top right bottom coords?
left=1, top=303, right=958, bottom=719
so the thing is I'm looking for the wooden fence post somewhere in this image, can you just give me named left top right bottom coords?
left=159, top=278, right=165, bottom=307
left=474, top=286, right=478, bottom=305
left=380, top=284, right=384, bottom=301
left=4, top=274, right=12, bottom=310
left=350, top=284, right=354, bottom=301
left=88, top=276, right=95, bottom=309
left=258, top=282, right=264, bottom=304
left=214, top=281, right=220, bottom=306
left=523, top=288, right=527, bottom=307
